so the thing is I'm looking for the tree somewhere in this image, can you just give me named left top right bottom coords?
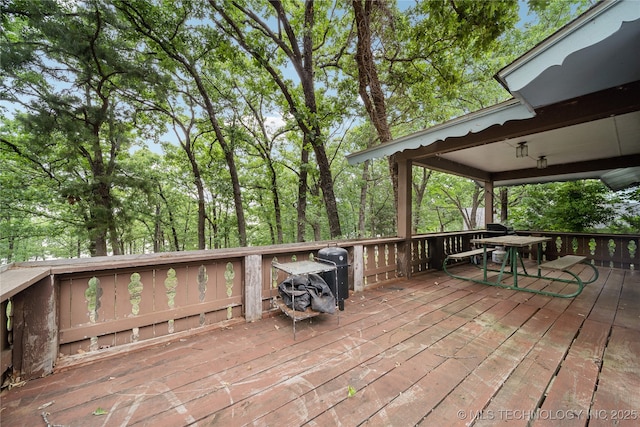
left=230, top=85, right=294, bottom=245
left=208, top=0, right=350, bottom=239
left=0, top=0, right=613, bottom=262
left=1, top=0, right=153, bottom=256
left=509, top=181, right=616, bottom=232
left=612, top=187, right=640, bottom=234
left=413, top=173, right=485, bottom=232
left=115, top=0, right=248, bottom=246
left=350, top=0, right=519, bottom=213
left=0, top=130, right=79, bottom=261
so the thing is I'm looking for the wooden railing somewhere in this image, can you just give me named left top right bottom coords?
left=517, top=231, right=638, bottom=270
left=0, top=239, right=404, bottom=384
left=1, top=230, right=636, bottom=386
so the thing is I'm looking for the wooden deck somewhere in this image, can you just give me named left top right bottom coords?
left=1, top=263, right=638, bottom=426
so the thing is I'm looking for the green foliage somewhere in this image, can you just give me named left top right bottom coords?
left=1, top=0, right=618, bottom=263
left=414, top=172, right=484, bottom=233
left=347, top=385, right=357, bottom=398
left=508, top=181, right=617, bottom=232
left=92, top=407, right=108, bottom=416
left=608, top=188, right=640, bottom=234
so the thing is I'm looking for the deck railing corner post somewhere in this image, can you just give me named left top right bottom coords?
left=11, top=274, right=58, bottom=381
left=396, top=239, right=412, bottom=278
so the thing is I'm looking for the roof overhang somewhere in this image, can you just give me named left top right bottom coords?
left=496, top=0, right=640, bottom=110
left=346, top=99, right=534, bottom=166
left=346, top=0, right=640, bottom=191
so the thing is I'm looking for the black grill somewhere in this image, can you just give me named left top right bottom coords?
left=486, top=223, right=515, bottom=236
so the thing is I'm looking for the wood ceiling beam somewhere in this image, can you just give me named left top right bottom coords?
left=413, top=157, right=491, bottom=182
left=491, top=154, right=640, bottom=182
left=413, top=154, right=640, bottom=185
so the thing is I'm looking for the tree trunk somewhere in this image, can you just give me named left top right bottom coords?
left=295, top=1, right=341, bottom=238
left=184, top=140, right=207, bottom=250
left=191, top=72, right=247, bottom=247
left=269, top=164, right=284, bottom=244
left=154, top=202, right=161, bottom=252
left=209, top=197, right=220, bottom=249
left=158, top=184, right=180, bottom=251
left=87, top=151, right=117, bottom=256
left=297, top=146, right=309, bottom=242
left=500, top=187, right=508, bottom=222
left=412, top=169, right=432, bottom=233
left=469, top=184, right=483, bottom=229
left=352, top=0, right=397, bottom=212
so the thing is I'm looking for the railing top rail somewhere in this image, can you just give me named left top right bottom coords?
left=411, top=230, right=484, bottom=238
left=2, top=230, right=635, bottom=302
left=0, top=266, right=51, bottom=302
left=3, top=236, right=413, bottom=275
left=517, top=230, right=639, bottom=239
left=4, top=241, right=337, bottom=274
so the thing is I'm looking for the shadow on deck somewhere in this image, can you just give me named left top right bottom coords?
left=1, top=263, right=638, bottom=426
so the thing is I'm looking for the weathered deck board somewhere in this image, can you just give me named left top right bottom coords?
left=588, top=270, right=640, bottom=427
left=48, top=279, right=449, bottom=425
left=472, top=267, right=608, bottom=426
left=134, top=280, right=479, bottom=426
left=589, top=326, right=640, bottom=427
left=613, top=269, right=640, bottom=329
left=0, top=264, right=637, bottom=427
left=532, top=319, right=611, bottom=427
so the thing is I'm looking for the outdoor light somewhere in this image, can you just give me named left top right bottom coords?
left=516, top=142, right=528, bottom=158
left=537, top=156, right=548, bottom=169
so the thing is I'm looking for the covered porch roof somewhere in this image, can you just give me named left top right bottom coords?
left=346, top=0, right=640, bottom=191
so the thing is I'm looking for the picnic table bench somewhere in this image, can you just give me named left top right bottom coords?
left=445, top=247, right=496, bottom=260
left=540, top=255, right=586, bottom=270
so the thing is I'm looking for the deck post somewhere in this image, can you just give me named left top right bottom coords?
left=397, top=159, right=412, bottom=277
left=430, top=235, right=446, bottom=270
left=12, top=275, right=58, bottom=380
left=352, top=244, right=364, bottom=293
left=484, top=180, right=494, bottom=225
left=244, top=254, right=262, bottom=322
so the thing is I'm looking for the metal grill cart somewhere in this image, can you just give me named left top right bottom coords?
left=272, top=259, right=339, bottom=339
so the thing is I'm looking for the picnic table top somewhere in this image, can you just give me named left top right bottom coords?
left=471, top=235, right=551, bottom=247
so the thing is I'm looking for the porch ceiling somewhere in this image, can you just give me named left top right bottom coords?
left=346, top=0, right=640, bottom=191
left=409, top=86, right=640, bottom=188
